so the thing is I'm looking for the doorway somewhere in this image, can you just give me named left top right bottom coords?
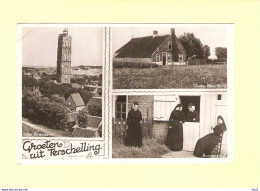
left=162, top=53, right=167, bottom=65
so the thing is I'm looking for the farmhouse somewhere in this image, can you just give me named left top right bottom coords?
left=114, top=28, right=187, bottom=65
left=112, top=91, right=228, bottom=156
left=66, top=93, right=85, bottom=112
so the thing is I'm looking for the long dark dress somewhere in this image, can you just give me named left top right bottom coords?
left=125, top=109, right=143, bottom=147
left=193, top=124, right=226, bottom=157
left=166, top=110, right=185, bottom=151
left=186, top=111, right=199, bottom=122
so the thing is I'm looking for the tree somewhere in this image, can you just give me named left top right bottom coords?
left=78, top=110, right=89, bottom=128
left=22, top=74, right=38, bottom=87
left=178, top=33, right=204, bottom=59
left=203, top=45, right=211, bottom=59
left=49, top=94, right=65, bottom=104
left=22, top=92, right=68, bottom=129
left=88, top=105, right=102, bottom=117
left=215, top=47, right=227, bottom=61
left=78, top=89, right=93, bottom=104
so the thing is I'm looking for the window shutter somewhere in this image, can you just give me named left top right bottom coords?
left=153, top=95, right=180, bottom=121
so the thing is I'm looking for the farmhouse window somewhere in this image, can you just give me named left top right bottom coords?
left=116, top=96, right=127, bottom=120
left=168, top=41, right=172, bottom=50
left=156, top=54, right=160, bottom=62
left=179, top=54, right=183, bottom=62
left=153, top=95, right=180, bottom=121
left=168, top=54, right=172, bottom=61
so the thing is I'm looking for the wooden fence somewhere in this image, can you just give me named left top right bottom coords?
left=112, top=118, right=153, bottom=144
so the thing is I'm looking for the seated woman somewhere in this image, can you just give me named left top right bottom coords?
left=193, top=115, right=226, bottom=157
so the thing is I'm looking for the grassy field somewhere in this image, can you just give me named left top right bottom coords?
left=112, top=138, right=171, bottom=158
left=113, top=64, right=227, bottom=89
left=22, top=118, right=73, bottom=137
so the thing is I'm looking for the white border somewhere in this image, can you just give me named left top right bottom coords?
left=0, top=189, right=252, bottom=191
left=17, top=23, right=234, bottom=164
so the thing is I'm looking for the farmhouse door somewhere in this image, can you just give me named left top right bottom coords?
left=162, top=53, right=167, bottom=65
left=183, top=122, right=200, bottom=151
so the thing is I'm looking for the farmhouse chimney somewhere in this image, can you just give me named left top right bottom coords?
left=153, top=30, right=158, bottom=37
left=171, top=28, right=175, bottom=36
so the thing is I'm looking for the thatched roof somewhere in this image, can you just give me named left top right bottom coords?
left=69, top=93, right=85, bottom=107
left=115, top=35, right=170, bottom=58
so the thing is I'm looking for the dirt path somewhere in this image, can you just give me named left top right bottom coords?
left=161, top=151, right=196, bottom=158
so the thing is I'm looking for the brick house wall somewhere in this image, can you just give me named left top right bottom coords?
left=153, top=121, right=169, bottom=141
left=127, top=95, right=154, bottom=119
left=152, top=32, right=186, bottom=65
left=126, top=95, right=173, bottom=140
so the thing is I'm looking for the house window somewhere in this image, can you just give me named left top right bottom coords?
left=156, top=54, right=160, bottom=62
left=168, top=53, right=172, bottom=62
left=179, top=54, right=183, bottom=62
left=218, top=95, right=222, bottom=100
left=115, top=96, right=127, bottom=120
left=153, top=95, right=180, bottom=121
left=168, top=41, right=172, bottom=50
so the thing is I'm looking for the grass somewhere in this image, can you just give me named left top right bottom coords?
left=112, top=138, right=171, bottom=158
left=22, top=123, right=50, bottom=137
left=22, top=118, right=73, bottom=137
left=113, top=64, right=227, bottom=89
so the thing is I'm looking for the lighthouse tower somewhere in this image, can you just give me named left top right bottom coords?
left=56, top=28, right=72, bottom=83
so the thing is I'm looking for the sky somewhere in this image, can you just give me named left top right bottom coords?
left=112, top=24, right=229, bottom=59
left=22, top=26, right=103, bottom=67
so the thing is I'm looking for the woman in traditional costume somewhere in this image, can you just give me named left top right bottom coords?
left=193, top=115, right=226, bottom=157
left=125, top=102, right=143, bottom=148
left=166, top=104, right=185, bottom=151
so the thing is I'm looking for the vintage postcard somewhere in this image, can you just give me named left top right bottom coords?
left=17, top=24, right=111, bottom=163
left=111, top=24, right=234, bottom=163
left=17, top=24, right=233, bottom=163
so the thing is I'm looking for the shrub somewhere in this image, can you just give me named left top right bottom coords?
left=113, top=61, right=158, bottom=69
left=88, top=105, right=102, bottom=117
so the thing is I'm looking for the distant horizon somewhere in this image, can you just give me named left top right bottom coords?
left=22, top=26, right=103, bottom=67
left=22, top=64, right=102, bottom=68
left=112, top=25, right=230, bottom=59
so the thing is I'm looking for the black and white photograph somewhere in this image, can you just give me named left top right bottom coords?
left=18, top=25, right=111, bottom=161
left=112, top=25, right=231, bottom=89
left=112, top=91, right=230, bottom=159
left=21, top=26, right=103, bottom=138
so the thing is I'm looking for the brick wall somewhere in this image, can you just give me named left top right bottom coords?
left=126, top=95, right=174, bottom=140
left=127, top=95, right=154, bottom=119
left=153, top=121, right=169, bottom=141
left=152, top=35, right=187, bottom=63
